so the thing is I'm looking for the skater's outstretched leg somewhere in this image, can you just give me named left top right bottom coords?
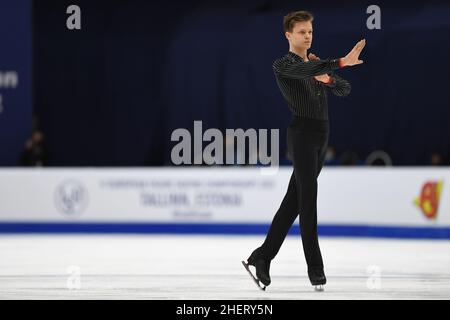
left=254, top=171, right=300, bottom=260
left=243, top=171, right=299, bottom=289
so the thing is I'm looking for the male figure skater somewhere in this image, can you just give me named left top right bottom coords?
left=242, top=11, right=366, bottom=291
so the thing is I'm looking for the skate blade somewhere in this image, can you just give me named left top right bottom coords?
left=314, top=285, right=325, bottom=292
left=241, top=260, right=266, bottom=291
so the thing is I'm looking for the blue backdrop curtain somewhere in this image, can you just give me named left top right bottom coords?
left=29, top=0, right=450, bottom=166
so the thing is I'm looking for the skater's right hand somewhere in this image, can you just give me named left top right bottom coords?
left=341, top=39, right=366, bottom=67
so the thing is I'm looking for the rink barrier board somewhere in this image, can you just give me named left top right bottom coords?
left=0, top=222, right=449, bottom=239
left=1, top=168, right=449, bottom=238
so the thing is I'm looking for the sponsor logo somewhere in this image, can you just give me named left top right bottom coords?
left=54, top=180, right=88, bottom=216
left=414, top=181, right=443, bottom=220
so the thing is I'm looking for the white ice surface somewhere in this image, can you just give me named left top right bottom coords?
left=0, top=235, right=449, bottom=299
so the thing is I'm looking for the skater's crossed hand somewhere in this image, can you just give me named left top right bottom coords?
left=308, top=53, right=320, bottom=62
left=308, top=52, right=331, bottom=83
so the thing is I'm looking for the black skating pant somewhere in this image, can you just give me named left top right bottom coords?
left=254, top=116, right=329, bottom=270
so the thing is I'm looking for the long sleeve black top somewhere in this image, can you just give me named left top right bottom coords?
left=272, top=51, right=351, bottom=120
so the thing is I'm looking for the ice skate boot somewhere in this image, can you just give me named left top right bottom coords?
left=308, top=268, right=326, bottom=292
left=242, top=253, right=271, bottom=291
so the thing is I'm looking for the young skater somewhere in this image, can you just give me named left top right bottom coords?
left=242, top=10, right=366, bottom=291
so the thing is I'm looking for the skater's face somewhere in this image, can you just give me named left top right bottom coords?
left=285, top=21, right=313, bottom=51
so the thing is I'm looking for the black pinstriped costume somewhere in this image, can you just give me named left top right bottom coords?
left=249, top=51, right=351, bottom=284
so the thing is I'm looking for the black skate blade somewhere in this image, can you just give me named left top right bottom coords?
left=241, top=260, right=266, bottom=291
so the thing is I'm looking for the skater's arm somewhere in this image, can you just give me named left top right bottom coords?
left=274, top=39, right=366, bottom=80
left=272, top=58, right=343, bottom=79
left=324, top=73, right=351, bottom=97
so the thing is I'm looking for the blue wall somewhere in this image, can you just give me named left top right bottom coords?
left=31, top=0, right=450, bottom=166
left=0, top=0, right=32, bottom=166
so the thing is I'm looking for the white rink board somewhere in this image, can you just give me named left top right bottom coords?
left=0, top=167, right=448, bottom=229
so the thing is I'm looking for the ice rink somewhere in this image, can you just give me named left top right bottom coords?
left=0, top=234, right=449, bottom=300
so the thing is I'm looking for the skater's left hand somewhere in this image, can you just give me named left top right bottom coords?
left=308, top=53, right=320, bottom=61
left=308, top=53, right=332, bottom=84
